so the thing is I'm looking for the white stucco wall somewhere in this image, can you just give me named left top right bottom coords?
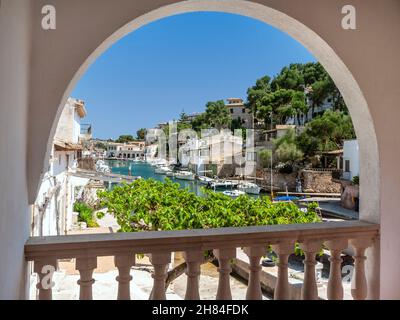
left=0, top=0, right=32, bottom=299
left=32, top=147, right=77, bottom=237
left=343, top=139, right=360, bottom=180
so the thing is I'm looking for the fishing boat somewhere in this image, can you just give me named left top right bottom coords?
left=238, top=182, right=262, bottom=195
left=198, top=176, right=214, bottom=185
left=154, top=166, right=172, bottom=175
left=223, top=190, right=246, bottom=198
left=174, top=171, right=195, bottom=181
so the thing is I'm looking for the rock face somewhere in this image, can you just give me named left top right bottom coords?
left=341, top=184, right=359, bottom=210
left=301, top=170, right=341, bottom=193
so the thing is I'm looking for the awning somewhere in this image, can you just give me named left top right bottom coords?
left=321, top=149, right=343, bottom=155
left=54, top=141, right=83, bottom=151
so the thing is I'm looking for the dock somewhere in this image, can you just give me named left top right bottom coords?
left=297, top=198, right=358, bottom=220
left=71, top=169, right=141, bottom=184
left=276, top=191, right=341, bottom=198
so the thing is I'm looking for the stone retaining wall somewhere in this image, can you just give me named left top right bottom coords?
left=258, top=169, right=341, bottom=193
left=301, top=170, right=341, bottom=193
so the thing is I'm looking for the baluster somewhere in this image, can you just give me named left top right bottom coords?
left=34, top=258, right=58, bottom=300
left=76, top=257, right=97, bottom=300
left=114, top=254, right=136, bottom=300
left=349, top=238, right=373, bottom=300
left=244, top=246, right=266, bottom=300
left=299, top=241, right=322, bottom=300
left=324, top=239, right=348, bottom=300
left=149, top=252, right=171, bottom=300
left=183, top=250, right=204, bottom=300
left=272, top=241, right=294, bottom=300
left=213, top=248, right=236, bottom=300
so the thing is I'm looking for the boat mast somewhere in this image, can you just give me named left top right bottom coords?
left=270, top=111, right=274, bottom=200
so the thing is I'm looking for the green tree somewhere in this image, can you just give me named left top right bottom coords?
left=246, top=62, right=345, bottom=128
left=136, top=128, right=146, bottom=140
left=297, top=109, right=356, bottom=157
left=188, top=101, right=232, bottom=132
left=246, top=76, right=272, bottom=117
left=255, top=89, right=307, bottom=126
left=116, top=135, right=135, bottom=143
left=259, top=149, right=272, bottom=169
left=307, top=80, right=330, bottom=119
left=271, top=64, right=304, bottom=91
left=273, top=128, right=304, bottom=166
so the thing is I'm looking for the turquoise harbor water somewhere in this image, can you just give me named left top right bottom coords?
left=106, top=160, right=264, bottom=198
left=106, top=160, right=208, bottom=196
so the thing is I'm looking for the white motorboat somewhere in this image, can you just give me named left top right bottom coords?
left=154, top=166, right=172, bottom=175
left=148, top=159, right=168, bottom=167
left=238, top=182, right=262, bottom=195
left=198, top=176, right=214, bottom=185
left=174, top=171, right=195, bottom=181
left=166, top=171, right=175, bottom=177
left=95, top=160, right=111, bottom=173
left=210, top=180, right=238, bottom=189
left=222, top=190, right=246, bottom=198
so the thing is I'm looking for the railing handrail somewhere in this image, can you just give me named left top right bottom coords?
left=25, top=221, right=379, bottom=260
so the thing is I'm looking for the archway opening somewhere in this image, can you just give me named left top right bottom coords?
left=31, top=0, right=380, bottom=300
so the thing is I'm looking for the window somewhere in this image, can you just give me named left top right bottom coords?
left=345, top=160, right=350, bottom=172
left=230, top=109, right=234, bottom=114
left=242, top=108, right=246, bottom=113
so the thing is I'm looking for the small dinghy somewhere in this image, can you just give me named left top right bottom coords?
left=222, top=190, right=246, bottom=198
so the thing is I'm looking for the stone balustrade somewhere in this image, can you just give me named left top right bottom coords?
left=25, top=221, right=378, bottom=300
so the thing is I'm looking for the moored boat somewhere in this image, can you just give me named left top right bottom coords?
left=154, top=166, right=172, bottom=175
left=209, top=180, right=238, bottom=189
left=198, top=176, right=214, bottom=184
left=166, top=171, right=175, bottom=177
left=222, top=190, right=246, bottom=198
left=174, top=171, right=195, bottom=181
left=238, top=182, right=261, bottom=195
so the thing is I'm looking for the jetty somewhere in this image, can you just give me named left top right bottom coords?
left=71, top=169, right=141, bottom=184
left=275, top=191, right=341, bottom=198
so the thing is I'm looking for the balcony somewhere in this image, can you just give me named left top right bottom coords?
left=25, top=220, right=378, bottom=300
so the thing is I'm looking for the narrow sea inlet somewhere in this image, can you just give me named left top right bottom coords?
left=105, top=160, right=265, bottom=199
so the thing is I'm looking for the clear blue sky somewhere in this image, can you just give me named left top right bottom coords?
left=72, top=12, right=316, bottom=140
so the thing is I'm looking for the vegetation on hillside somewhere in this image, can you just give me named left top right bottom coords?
left=246, top=62, right=348, bottom=127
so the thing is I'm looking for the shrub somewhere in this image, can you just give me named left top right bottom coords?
left=97, top=178, right=321, bottom=233
left=73, top=202, right=99, bottom=228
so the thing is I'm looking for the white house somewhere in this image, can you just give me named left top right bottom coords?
left=106, top=141, right=145, bottom=159
left=226, top=98, right=253, bottom=129
left=179, top=130, right=244, bottom=176
left=31, top=98, right=89, bottom=237
left=342, top=139, right=359, bottom=180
